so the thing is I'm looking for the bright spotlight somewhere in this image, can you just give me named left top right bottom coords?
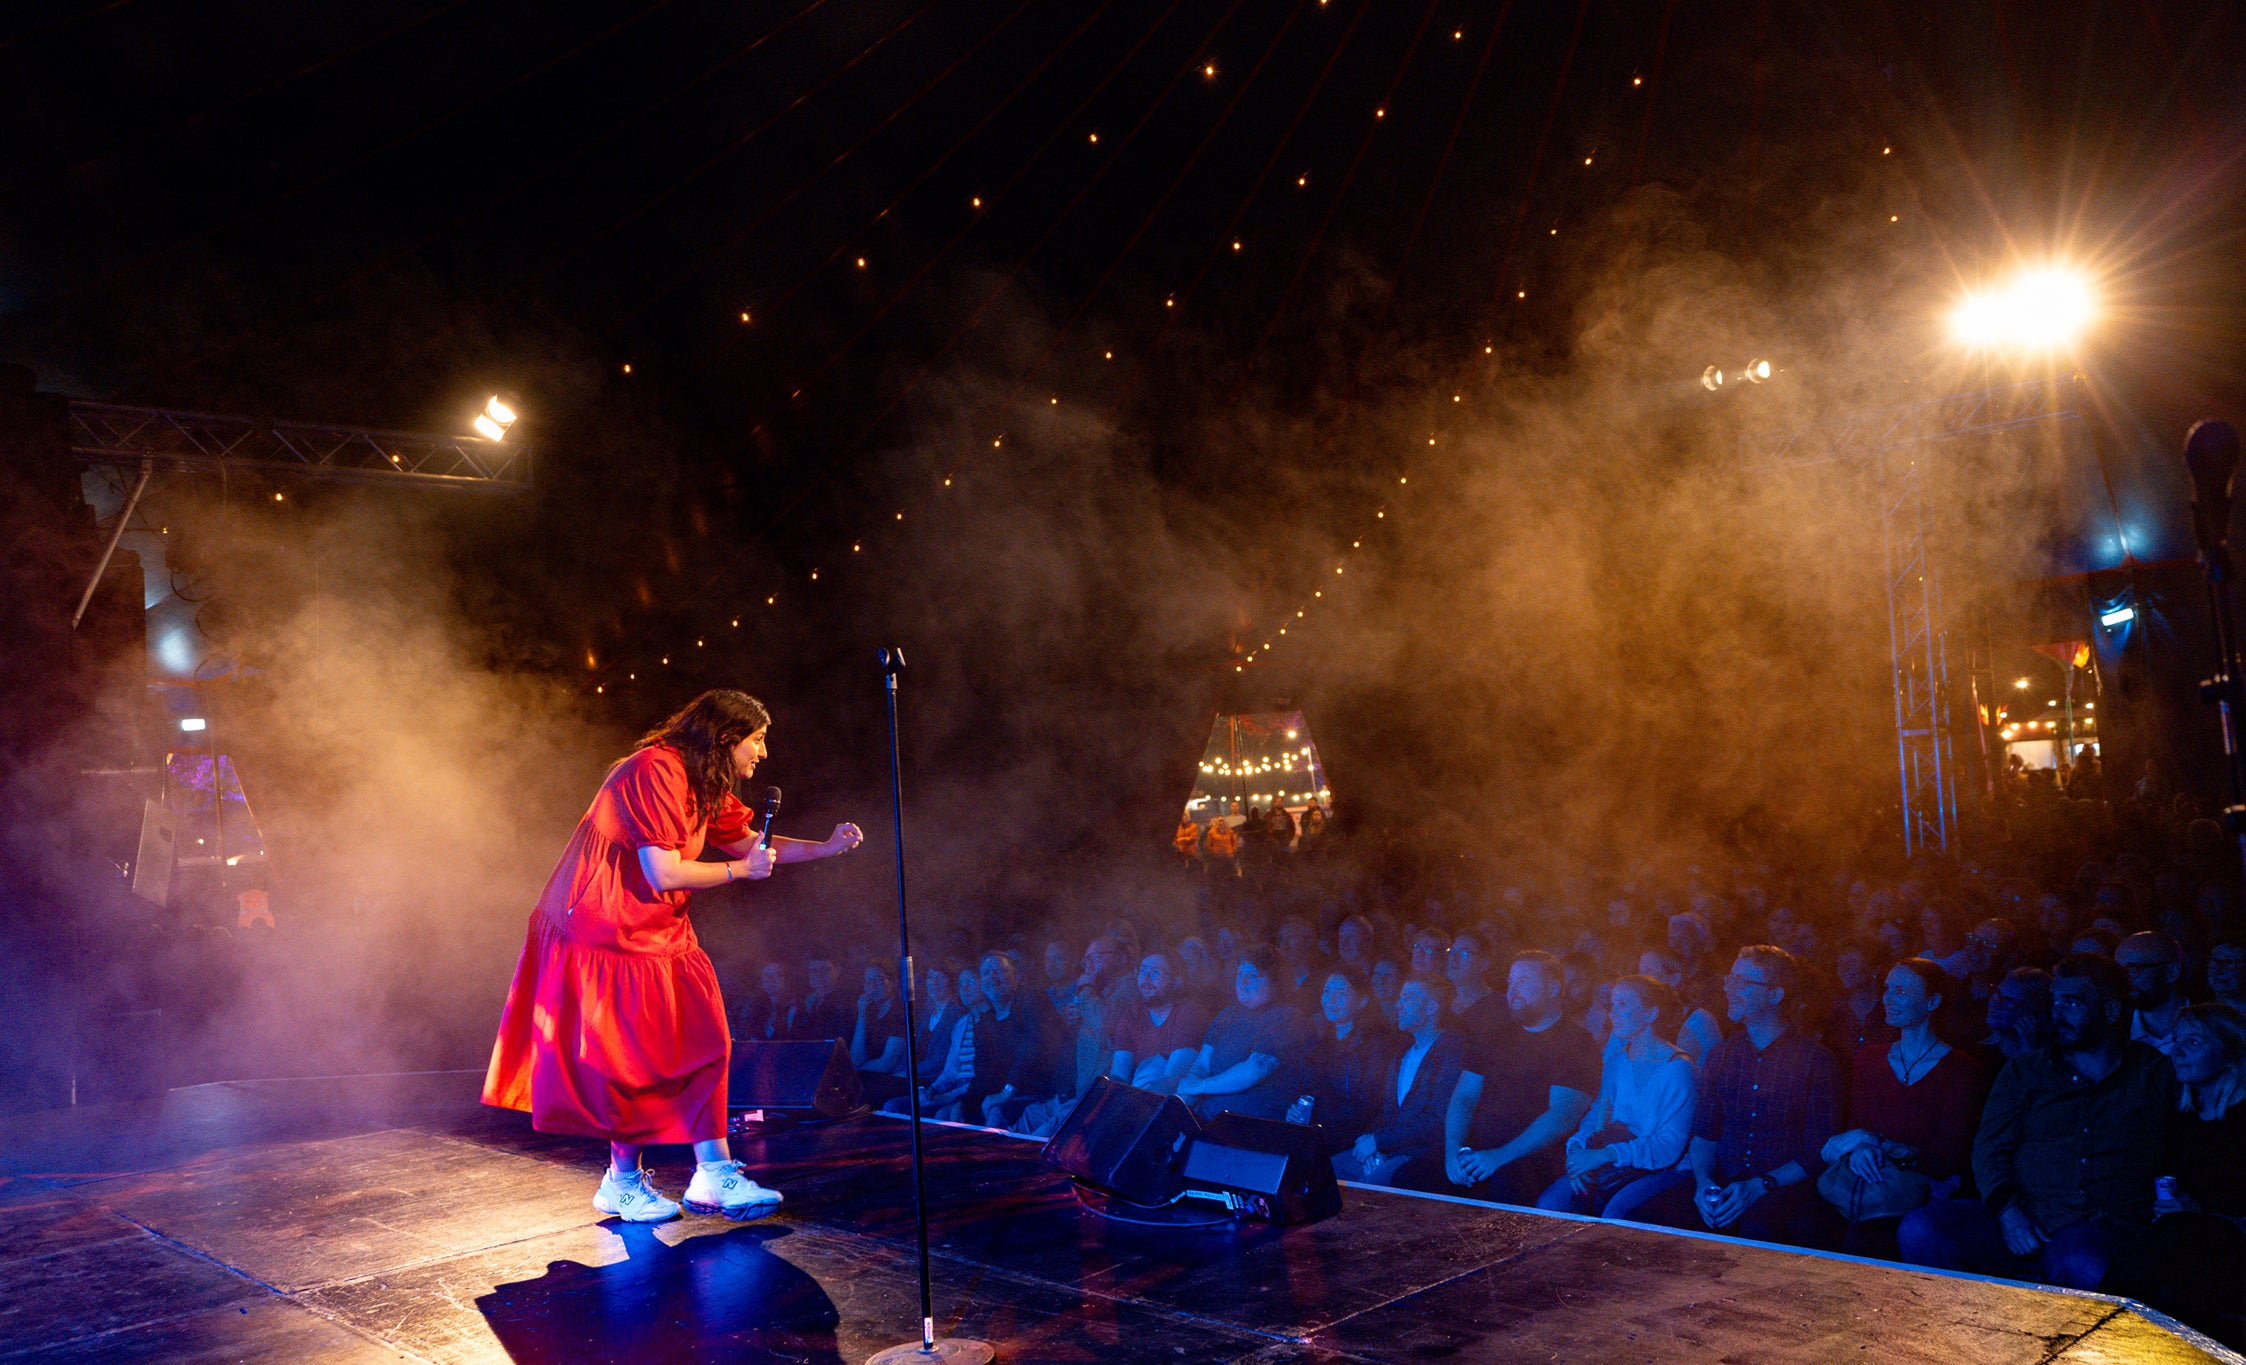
left=180, top=717, right=207, bottom=732
left=1744, top=359, right=1771, bottom=382
left=1701, top=365, right=1724, bottom=391
left=474, top=394, right=518, bottom=442
left=2099, top=604, right=2136, bottom=628
left=1948, top=265, right=2096, bottom=352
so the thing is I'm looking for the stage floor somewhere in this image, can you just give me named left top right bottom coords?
left=0, top=1071, right=2231, bottom=1364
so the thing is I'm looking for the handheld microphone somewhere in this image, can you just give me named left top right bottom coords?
left=759, top=786, right=782, bottom=847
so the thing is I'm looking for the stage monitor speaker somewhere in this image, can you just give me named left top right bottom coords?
left=727, top=1039, right=865, bottom=1121
left=1181, top=1111, right=1342, bottom=1225
left=1041, top=1076, right=1198, bottom=1206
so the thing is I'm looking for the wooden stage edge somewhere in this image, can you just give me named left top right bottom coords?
left=0, top=1070, right=2234, bottom=1365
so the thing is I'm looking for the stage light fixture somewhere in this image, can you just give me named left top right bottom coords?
left=2100, top=604, right=2136, bottom=627
left=180, top=718, right=207, bottom=732
left=2014, top=678, right=2029, bottom=688
left=1948, top=265, right=2096, bottom=352
left=1744, top=359, right=1771, bottom=382
left=1701, top=366, right=1724, bottom=391
left=474, top=395, right=518, bottom=442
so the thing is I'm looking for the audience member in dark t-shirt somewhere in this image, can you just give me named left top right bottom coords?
left=968, top=952, right=1070, bottom=1127
left=789, top=955, right=853, bottom=1042
left=1445, top=930, right=1507, bottom=1052
left=1290, top=965, right=1399, bottom=1147
left=1428, top=951, right=1596, bottom=1204
left=1177, top=945, right=1313, bottom=1121
left=1108, top=950, right=1212, bottom=1094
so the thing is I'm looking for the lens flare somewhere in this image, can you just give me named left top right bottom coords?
left=1948, top=266, right=2096, bottom=351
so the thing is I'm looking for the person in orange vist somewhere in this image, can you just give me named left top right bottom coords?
left=483, top=689, right=864, bottom=1222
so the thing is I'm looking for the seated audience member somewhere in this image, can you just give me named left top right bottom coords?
left=969, top=952, right=1070, bottom=1129
left=1042, top=939, right=1078, bottom=1013
left=1407, top=928, right=1447, bottom=985
left=2205, top=935, right=2246, bottom=1012
left=850, top=965, right=910, bottom=1100
left=1176, top=945, right=1313, bottom=1120
left=1107, top=951, right=1212, bottom=1095
left=791, top=954, right=853, bottom=1042
left=1897, top=954, right=2175, bottom=1291
left=1290, top=965, right=1398, bottom=1143
left=1639, top=948, right=1723, bottom=1067
left=1632, top=946, right=1844, bottom=1250
left=1014, top=937, right=1139, bottom=1138
left=751, top=961, right=798, bottom=1041
left=2151, top=1002, right=2246, bottom=1333
left=1821, top=958, right=1990, bottom=1257
left=1277, top=916, right=1324, bottom=1004
left=910, top=963, right=962, bottom=1077
left=1337, top=914, right=1377, bottom=972
left=906, top=965, right=989, bottom=1120
left=1176, top=936, right=1228, bottom=1013
left=1822, top=938, right=1894, bottom=1055
left=2071, top=927, right=2122, bottom=959
left=1540, top=975, right=1695, bottom=1218
left=1436, top=951, right=1598, bottom=1204
left=2116, top=932, right=2187, bottom=1058
left=1981, top=968, right=2055, bottom=1064
left=1369, top=957, right=1405, bottom=1028
left=1333, top=977, right=1465, bottom=1186
left=1445, top=930, right=1506, bottom=1048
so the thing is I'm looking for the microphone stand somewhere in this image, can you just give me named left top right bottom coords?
left=867, top=647, right=994, bottom=1365
left=2184, top=420, right=2246, bottom=884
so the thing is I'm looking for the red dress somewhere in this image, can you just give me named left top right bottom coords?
left=483, top=745, right=753, bottom=1144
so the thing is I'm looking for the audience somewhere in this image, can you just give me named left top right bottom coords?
left=1540, top=974, right=1695, bottom=1218
left=720, top=760, right=2246, bottom=1341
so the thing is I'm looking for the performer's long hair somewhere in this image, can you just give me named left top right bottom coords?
left=633, top=689, right=772, bottom=821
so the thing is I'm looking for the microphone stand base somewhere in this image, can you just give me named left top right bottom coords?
left=866, top=1338, right=995, bottom=1365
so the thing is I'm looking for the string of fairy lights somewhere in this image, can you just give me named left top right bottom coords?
left=578, top=3, right=1916, bottom=697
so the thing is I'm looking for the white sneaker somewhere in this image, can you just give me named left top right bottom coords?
left=593, top=1167, right=682, bottom=1223
left=683, top=1160, right=785, bottom=1219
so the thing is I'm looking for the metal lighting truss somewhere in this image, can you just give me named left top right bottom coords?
left=68, top=402, right=531, bottom=492
left=1750, top=375, right=2086, bottom=855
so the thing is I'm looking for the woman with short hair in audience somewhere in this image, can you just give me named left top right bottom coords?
left=2148, top=1002, right=2246, bottom=1335
left=1820, top=957, right=1989, bottom=1259
left=1539, top=975, right=1696, bottom=1218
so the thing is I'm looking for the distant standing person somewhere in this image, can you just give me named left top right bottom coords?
left=483, top=690, right=863, bottom=1223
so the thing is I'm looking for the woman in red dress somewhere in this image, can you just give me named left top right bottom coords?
left=483, top=689, right=863, bottom=1222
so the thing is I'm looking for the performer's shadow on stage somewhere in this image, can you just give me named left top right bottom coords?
left=476, top=1220, right=843, bottom=1364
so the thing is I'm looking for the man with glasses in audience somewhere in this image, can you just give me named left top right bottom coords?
left=1632, top=945, right=1842, bottom=1249
left=1444, top=931, right=1505, bottom=1051
left=2114, top=932, right=2187, bottom=1059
